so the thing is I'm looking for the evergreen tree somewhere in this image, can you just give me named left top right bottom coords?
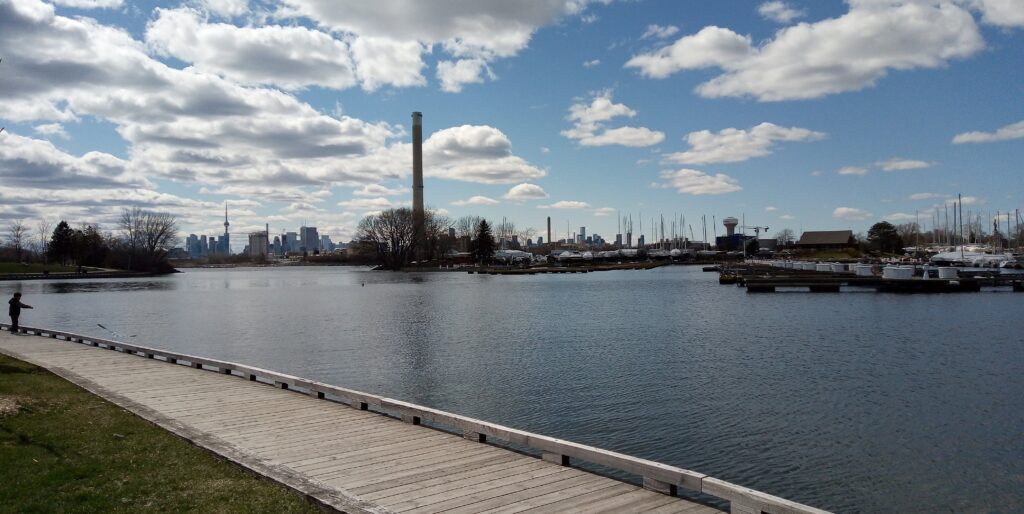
left=48, top=221, right=74, bottom=266
left=472, top=219, right=496, bottom=264
left=867, top=221, right=903, bottom=254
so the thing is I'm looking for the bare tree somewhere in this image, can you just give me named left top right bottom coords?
left=895, top=222, right=920, bottom=247
left=119, top=207, right=179, bottom=271
left=516, top=227, right=537, bottom=247
left=774, top=228, right=795, bottom=246
left=6, top=219, right=30, bottom=262
left=357, top=208, right=417, bottom=270
left=454, top=215, right=483, bottom=239
left=37, top=218, right=52, bottom=262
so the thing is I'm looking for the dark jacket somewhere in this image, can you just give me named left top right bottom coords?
left=9, top=298, right=28, bottom=317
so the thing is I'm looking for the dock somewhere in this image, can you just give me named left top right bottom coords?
left=0, top=324, right=828, bottom=514
left=720, top=263, right=1022, bottom=294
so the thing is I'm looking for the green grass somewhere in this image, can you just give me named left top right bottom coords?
left=0, top=263, right=79, bottom=274
left=0, top=354, right=320, bottom=513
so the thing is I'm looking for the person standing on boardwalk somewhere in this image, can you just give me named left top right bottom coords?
left=8, top=293, right=32, bottom=333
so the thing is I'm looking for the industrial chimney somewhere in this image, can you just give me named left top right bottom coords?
left=723, top=217, right=738, bottom=236
left=547, top=216, right=551, bottom=245
left=412, top=112, right=425, bottom=255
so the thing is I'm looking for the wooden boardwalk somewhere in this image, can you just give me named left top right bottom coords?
left=0, top=325, right=828, bottom=514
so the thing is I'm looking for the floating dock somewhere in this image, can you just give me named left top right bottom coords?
left=0, top=324, right=829, bottom=514
left=721, top=263, right=1021, bottom=294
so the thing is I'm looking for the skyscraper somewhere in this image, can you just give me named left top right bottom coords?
left=300, top=226, right=319, bottom=253
left=220, top=204, right=231, bottom=255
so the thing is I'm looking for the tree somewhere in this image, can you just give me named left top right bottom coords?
left=6, top=219, right=30, bottom=262
left=472, top=219, right=496, bottom=264
left=48, top=221, right=74, bottom=266
left=454, top=215, right=482, bottom=239
left=774, top=228, right=795, bottom=246
left=895, top=222, right=920, bottom=247
left=37, top=218, right=52, bottom=262
left=867, top=221, right=903, bottom=254
left=357, top=208, right=416, bottom=270
left=516, top=227, right=537, bottom=248
left=119, top=207, right=179, bottom=271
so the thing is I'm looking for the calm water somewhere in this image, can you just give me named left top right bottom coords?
left=3, top=266, right=1022, bottom=513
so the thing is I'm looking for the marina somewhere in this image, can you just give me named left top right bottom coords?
left=718, top=262, right=1023, bottom=293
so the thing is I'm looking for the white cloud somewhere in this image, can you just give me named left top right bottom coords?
left=198, top=0, right=248, bottom=18
left=354, top=184, right=408, bottom=197
left=593, top=207, right=616, bottom=216
left=884, top=212, right=920, bottom=222
left=0, top=132, right=149, bottom=189
left=833, top=207, right=873, bottom=220
left=451, top=195, right=500, bottom=206
left=50, top=0, right=122, bottom=8
left=779, top=214, right=796, bottom=220
left=877, top=158, right=932, bottom=171
left=146, top=8, right=358, bottom=91
left=758, top=2, right=804, bottom=23
left=665, top=122, right=825, bottom=165
left=658, top=169, right=742, bottom=195
left=838, top=166, right=869, bottom=176
left=424, top=125, right=547, bottom=184
left=581, top=13, right=598, bottom=24
left=279, top=0, right=606, bottom=92
left=561, top=90, right=665, bottom=147
left=945, top=195, right=983, bottom=206
left=952, top=120, right=1024, bottom=144
left=583, top=59, right=601, bottom=68
left=540, top=146, right=551, bottom=154
left=437, top=58, right=494, bottom=93
left=539, top=200, right=591, bottom=209
left=627, top=1, right=985, bottom=101
left=909, top=192, right=947, bottom=200
left=968, top=0, right=1024, bottom=28
left=338, top=197, right=395, bottom=210
left=33, top=123, right=69, bottom=139
left=625, top=26, right=753, bottom=80
left=765, top=206, right=778, bottom=212
left=641, top=24, right=679, bottom=39
left=503, top=183, right=549, bottom=201
left=350, top=36, right=427, bottom=91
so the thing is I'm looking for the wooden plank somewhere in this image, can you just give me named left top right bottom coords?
left=644, top=501, right=723, bottom=513
left=579, top=487, right=682, bottom=513
left=367, top=459, right=554, bottom=504
left=508, top=482, right=637, bottom=513
left=357, top=456, right=541, bottom=501
left=389, top=469, right=582, bottom=513
left=323, top=445, right=505, bottom=486
left=335, top=446, right=511, bottom=490
left=444, top=474, right=611, bottom=514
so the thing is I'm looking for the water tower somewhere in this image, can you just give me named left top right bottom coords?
left=723, top=217, right=738, bottom=236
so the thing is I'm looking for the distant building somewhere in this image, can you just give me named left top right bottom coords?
left=249, top=231, right=269, bottom=259
left=615, top=234, right=622, bottom=247
left=796, top=230, right=856, bottom=249
left=537, top=236, right=543, bottom=245
left=285, top=232, right=298, bottom=253
left=273, top=236, right=281, bottom=256
left=300, top=226, right=319, bottom=252
left=320, top=235, right=333, bottom=252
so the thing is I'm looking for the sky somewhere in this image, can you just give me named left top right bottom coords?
left=1, top=0, right=1022, bottom=249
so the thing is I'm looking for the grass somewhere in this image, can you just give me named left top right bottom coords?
left=0, top=353, right=320, bottom=513
left=0, top=262, right=79, bottom=274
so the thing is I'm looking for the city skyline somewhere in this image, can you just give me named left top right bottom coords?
left=1, top=1, right=1022, bottom=247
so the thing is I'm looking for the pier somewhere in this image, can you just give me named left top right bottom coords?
left=0, top=324, right=828, bottom=514
left=720, top=263, right=1022, bottom=294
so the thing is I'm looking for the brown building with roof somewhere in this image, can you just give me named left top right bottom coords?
left=796, top=230, right=856, bottom=249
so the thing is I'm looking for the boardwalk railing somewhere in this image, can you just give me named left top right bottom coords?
left=1, top=323, right=829, bottom=514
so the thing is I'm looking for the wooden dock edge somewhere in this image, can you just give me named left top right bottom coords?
left=0, top=324, right=831, bottom=514
left=0, top=338, right=385, bottom=514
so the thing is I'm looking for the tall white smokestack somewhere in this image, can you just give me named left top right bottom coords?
left=412, top=112, right=424, bottom=254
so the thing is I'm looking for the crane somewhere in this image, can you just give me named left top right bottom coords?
left=738, top=225, right=769, bottom=259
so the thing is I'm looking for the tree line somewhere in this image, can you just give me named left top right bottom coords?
left=354, top=208, right=497, bottom=270
left=1, top=207, right=179, bottom=273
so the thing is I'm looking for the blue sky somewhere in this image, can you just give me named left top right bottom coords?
left=1, top=0, right=1022, bottom=248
